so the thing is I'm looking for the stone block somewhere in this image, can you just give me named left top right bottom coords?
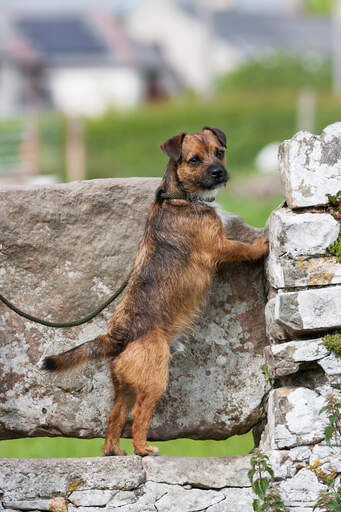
left=318, top=352, right=341, bottom=387
left=69, top=490, right=114, bottom=507
left=267, top=387, right=326, bottom=449
left=207, top=488, right=254, bottom=512
left=108, top=491, right=137, bottom=508
left=3, top=498, right=67, bottom=512
left=147, top=483, right=225, bottom=512
left=0, top=457, right=145, bottom=502
left=143, top=455, right=252, bottom=489
left=279, top=469, right=326, bottom=508
left=279, top=122, right=341, bottom=209
left=265, top=297, right=287, bottom=343
left=266, top=207, right=341, bottom=288
left=264, top=338, right=329, bottom=378
left=0, top=178, right=269, bottom=441
left=310, top=444, right=341, bottom=473
left=275, top=287, right=341, bottom=334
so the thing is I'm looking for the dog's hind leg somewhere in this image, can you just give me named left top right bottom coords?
left=103, top=370, right=135, bottom=456
left=113, top=331, right=170, bottom=457
left=132, top=387, right=166, bottom=456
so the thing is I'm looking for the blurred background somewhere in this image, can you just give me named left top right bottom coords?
left=1, top=0, right=341, bottom=458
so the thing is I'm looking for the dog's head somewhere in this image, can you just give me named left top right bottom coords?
left=159, top=126, right=229, bottom=200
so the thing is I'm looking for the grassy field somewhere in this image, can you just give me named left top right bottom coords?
left=0, top=431, right=254, bottom=458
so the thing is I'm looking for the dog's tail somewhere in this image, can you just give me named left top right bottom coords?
left=40, top=334, right=122, bottom=373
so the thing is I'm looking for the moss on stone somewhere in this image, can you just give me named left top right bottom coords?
left=327, top=191, right=341, bottom=261
left=328, top=230, right=341, bottom=262
left=323, top=333, right=341, bottom=355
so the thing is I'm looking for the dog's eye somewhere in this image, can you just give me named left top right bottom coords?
left=188, top=155, right=201, bottom=165
left=216, top=148, right=225, bottom=159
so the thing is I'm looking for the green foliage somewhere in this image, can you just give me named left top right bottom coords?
left=217, top=53, right=332, bottom=93
left=249, top=449, right=289, bottom=512
left=84, top=91, right=299, bottom=180
left=305, top=0, right=333, bottom=15
left=83, top=90, right=341, bottom=188
left=313, top=482, right=341, bottom=511
left=328, top=231, right=341, bottom=262
left=309, top=382, right=341, bottom=511
left=327, top=191, right=341, bottom=260
left=323, top=334, right=341, bottom=357
left=319, top=393, right=341, bottom=446
left=327, top=191, right=341, bottom=208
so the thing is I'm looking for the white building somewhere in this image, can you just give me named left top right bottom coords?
left=0, top=8, right=168, bottom=117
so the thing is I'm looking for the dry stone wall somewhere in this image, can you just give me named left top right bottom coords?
left=259, top=122, right=341, bottom=511
left=0, top=123, right=341, bottom=511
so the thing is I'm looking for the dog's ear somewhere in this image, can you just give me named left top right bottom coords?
left=202, top=126, right=227, bottom=148
left=160, top=132, right=186, bottom=162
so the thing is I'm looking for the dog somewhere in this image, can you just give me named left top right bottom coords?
left=41, top=126, right=268, bottom=456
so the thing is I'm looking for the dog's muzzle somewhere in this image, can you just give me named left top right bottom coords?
left=201, top=164, right=229, bottom=189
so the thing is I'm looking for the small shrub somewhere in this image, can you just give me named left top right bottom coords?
left=217, top=53, right=332, bottom=93
left=248, top=449, right=289, bottom=512
left=323, top=334, right=341, bottom=357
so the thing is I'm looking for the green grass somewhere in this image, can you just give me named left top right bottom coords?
left=0, top=431, right=253, bottom=458
left=217, top=189, right=283, bottom=228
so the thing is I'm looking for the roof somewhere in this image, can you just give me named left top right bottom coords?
left=16, top=16, right=108, bottom=58
left=2, top=9, right=163, bottom=70
left=212, top=10, right=331, bottom=57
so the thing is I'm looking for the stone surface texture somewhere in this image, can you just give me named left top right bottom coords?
left=275, top=286, right=341, bottom=334
left=264, top=338, right=330, bottom=378
left=279, top=122, right=341, bottom=208
left=0, top=178, right=268, bottom=441
left=266, top=207, right=341, bottom=288
left=267, top=387, right=327, bottom=449
left=0, top=456, right=329, bottom=512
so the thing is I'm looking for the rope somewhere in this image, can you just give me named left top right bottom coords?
left=0, top=276, right=130, bottom=328
left=0, top=191, right=212, bottom=328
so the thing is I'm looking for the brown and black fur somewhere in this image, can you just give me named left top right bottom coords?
left=41, top=126, right=268, bottom=456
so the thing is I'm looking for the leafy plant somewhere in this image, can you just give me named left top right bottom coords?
left=327, top=191, right=341, bottom=208
left=248, top=449, right=289, bottom=512
left=328, top=232, right=341, bottom=262
left=310, top=396, right=341, bottom=510
left=313, top=478, right=341, bottom=511
left=320, top=394, right=341, bottom=447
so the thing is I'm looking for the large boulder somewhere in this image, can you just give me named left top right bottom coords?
left=0, top=178, right=268, bottom=441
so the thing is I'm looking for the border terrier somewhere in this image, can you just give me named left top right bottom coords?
left=42, top=126, right=268, bottom=456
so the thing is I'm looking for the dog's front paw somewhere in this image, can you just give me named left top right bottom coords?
left=252, top=236, right=268, bottom=259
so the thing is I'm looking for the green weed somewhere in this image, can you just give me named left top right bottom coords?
left=248, top=449, right=289, bottom=512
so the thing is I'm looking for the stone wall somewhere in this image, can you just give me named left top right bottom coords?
left=0, top=123, right=341, bottom=511
left=259, top=122, right=341, bottom=511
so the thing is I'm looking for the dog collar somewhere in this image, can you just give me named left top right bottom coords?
left=160, top=192, right=215, bottom=203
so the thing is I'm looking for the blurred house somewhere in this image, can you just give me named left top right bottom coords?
left=126, top=0, right=332, bottom=95
left=0, top=9, right=171, bottom=117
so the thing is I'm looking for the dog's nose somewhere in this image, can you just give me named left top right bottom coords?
left=211, top=168, right=224, bottom=182
left=208, top=164, right=229, bottom=184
